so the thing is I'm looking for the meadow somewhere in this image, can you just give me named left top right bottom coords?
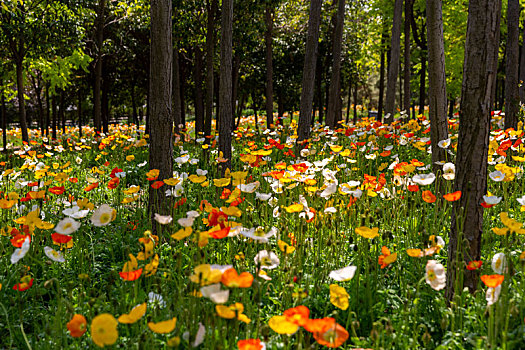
left=1, top=113, right=524, bottom=349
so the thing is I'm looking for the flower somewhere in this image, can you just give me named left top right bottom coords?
left=216, top=303, right=251, bottom=323
left=200, top=283, right=230, bottom=304
left=355, top=226, right=379, bottom=239
left=55, top=218, right=81, bottom=235
left=90, top=204, right=115, bottom=227
left=486, top=285, right=502, bottom=306
left=118, top=303, right=147, bottom=324
left=425, top=260, right=446, bottom=290
left=67, top=314, right=87, bottom=337
left=442, top=162, right=455, bottom=180
left=491, top=253, right=507, bottom=274
left=480, top=274, right=504, bottom=288
left=329, top=284, right=349, bottom=310
left=148, top=317, right=177, bottom=334
left=412, top=173, right=436, bottom=186
left=268, top=315, right=299, bottom=334
left=13, top=276, right=33, bottom=291
left=237, top=339, right=266, bottom=350
left=489, top=170, right=505, bottom=182
left=422, top=190, right=437, bottom=203
left=254, top=250, right=280, bottom=269
left=378, top=246, right=397, bottom=269
left=443, top=191, right=461, bottom=201
left=154, top=213, right=172, bottom=225
left=10, top=236, right=30, bottom=264
left=312, top=321, right=349, bottom=348
left=148, top=292, right=166, bottom=308
left=329, top=266, right=357, bottom=281
left=466, top=260, right=483, bottom=271
left=44, top=246, right=65, bottom=262
left=241, top=226, right=277, bottom=243
left=221, top=268, right=253, bottom=288
left=91, top=313, right=118, bottom=347
left=189, top=264, right=223, bottom=286
left=438, top=138, right=451, bottom=148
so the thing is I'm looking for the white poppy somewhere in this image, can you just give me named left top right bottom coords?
left=489, top=170, right=505, bottom=182
left=412, top=173, right=436, bottom=186
left=55, top=218, right=81, bottom=235
left=11, top=236, right=30, bottom=264
left=154, top=213, right=173, bottom=225
left=491, top=253, right=507, bottom=274
left=425, top=260, right=446, bottom=291
left=90, top=204, right=115, bottom=227
left=486, top=285, right=502, bottom=306
left=44, top=246, right=65, bottom=263
left=329, top=266, right=357, bottom=281
left=254, top=250, right=280, bottom=269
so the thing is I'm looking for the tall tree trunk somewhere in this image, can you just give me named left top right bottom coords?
left=446, top=0, right=501, bottom=300
left=353, top=80, right=358, bottom=124
left=173, top=48, right=182, bottom=133
left=326, top=0, right=346, bottom=128
left=265, top=4, right=275, bottom=129
left=519, top=16, right=525, bottom=102
left=31, top=75, right=45, bottom=137
left=448, top=98, right=455, bottom=118
left=45, top=84, right=50, bottom=136
left=1, top=80, right=6, bottom=152
left=15, top=60, right=29, bottom=142
left=204, top=0, right=218, bottom=137
left=378, top=32, right=387, bottom=122
left=403, top=0, right=412, bottom=112
left=131, top=81, right=138, bottom=125
left=316, top=54, right=324, bottom=124
left=419, top=55, right=426, bottom=115
left=93, top=0, right=106, bottom=134
left=504, top=0, right=520, bottom=130
left=180, top=57, right=187, bottom=127
left=102, top=75, right=109, bottom=133
left=346, top=83, right=352, bottom=123
left=58, top=90, right=65, bottom=134
left=78, top=88, right=83, bottom=138
left=490, top=12, right=501, bottom=111
left=219, top=0, right=233, bottom=172
left=231, top=54, right=241, bottom=131
left=194, top=47, right=205, bottom=134
left=384, top=0, right=403, bottom=123
left=297, top=0, right=323, bottom=143
left=426, top=0, right=449, bottom=176
left=149, top=0, right=173, bottom=225
left=52, top=93, right=57, bottom=140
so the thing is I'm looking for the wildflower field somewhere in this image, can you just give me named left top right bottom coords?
left=1, top=114, right=525, bottom=349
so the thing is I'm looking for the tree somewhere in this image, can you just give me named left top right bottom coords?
left=297, top=0, right=323, bottom=144
left=384, top=0, right=403, bottom=122
left=403, top=0, right=412, bottom=113
left=265, top=2, right=275, bottom=129
left=93, top=0, right=106, bottom=134
left=148, top=0, right=173, bottom=222
left=219, top=0, right=233, bottom=172
left=504, top=0, right=519, bottom=130
left=426, top=0, right=448, bottom=175
left=204, top=0, right=218, bottom=138
left=326, top=0, right=346, bottom=128
left=446, top=0, right=501, bottom=299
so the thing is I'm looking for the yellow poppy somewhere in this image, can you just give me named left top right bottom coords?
left=148, top=317, right=177, bottom=334
left=118, top=303, right=147, bottom=324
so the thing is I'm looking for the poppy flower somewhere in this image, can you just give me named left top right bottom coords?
left=148, top=317, right=177, bottom=334
left=425, top=260, right=446, bottom=290
left=378, top=246, right=397, bottom=269
left=408, top=184, right=419, bottom=192
left=91, top=204, right=115, bottom=226
left=119, top=268, right=143, bottom=281
left=118, top=303, right=147, bottom=324
left=49, top=186, right=65, bottom=195
left=422, top=190, right=436, bottom=203
left=282, top=305, right=310, bottom=327
left=107, top=177, right=120, bottom=189
left=207, top=225, right=230, bottom=239
left=481, top=274, right=504, bottom=288
left=10, top=234, right=30, bottom=248
left=84, top=183, right=99, bottom=192
left=67, top=314, right=87, bottom=337
left=91, top=314, right=118, bottom=347
left=13, top=276, right=33, bottom=291
left=237, top=339, right=265, bottom=350
left=208, top=209, right=228, bottom=228
left=355, top=226, right=379, bottom=239
left=221, top=268, right=253, bottom=288
left=467, top=260, right=483, bottom=271
left=216, top=303, right=251, bottom=323
left=151, top=181, right=164, bottom=189
left=304, top=317, right=336, bottom=333
left=329, top=284, right=349, bottom=310
left=312, top=322, right=349, bottom=348
left=443, top=191, right=461, bottom=201
left=268, top=315, right=299, bottom=334
left=52, top=233, right=73, bottom=244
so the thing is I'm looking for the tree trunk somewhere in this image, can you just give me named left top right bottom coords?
left=45, top=84, right=50, bottom=136
left=504, top=0, right=520, bottom=130
left=519, top=16, right=525, bottom=102
left=93, top=0, right=106, bottom=134
left=378, top=32, right=387, bottom=122
left=446, top=0, right=501, bottom=300
left=52, top=93, right=57, bottom=140
left=448, top=98, right=454, bottom=118
left=346, top=83, right=352, bottom=123
left=204, top=0, right=218, bottom=138
left=102, top=74, right=109, bottom=133
left=297, top=0, right=323, bottom=143
left=231, top=54, right=241, bottom=132
left=194, top=47, right=205, bottom=134
left=419, top=54, right=426, bottom=115
left=404, top=0, right=413, bottom=112
left=78, top=88, right=83, bottom=138
left=265, top=4, right=275, bottom=129
left=316, top=55, right=324, bottom=124
left=149, top=0, right=173, bottom=222
left=1, top=80, right=6, bottom=152
left=219, top=0, right=233, bottom=172
left=58, top=90, right=65, bottom=133
left=384, top=0, right=403, bottom=123
left=173, top=48, right=182, bottom=132
left=426, top=0, right=449, bottom=175
left=326, top=0, right=346, bottom=128
left=15, top=61, right=29, bottom=142
left=180, top=57, right=187, bottom=127
left=353, top=80, right=358, bottom=124
left=31, top=75, right=45, bottom=137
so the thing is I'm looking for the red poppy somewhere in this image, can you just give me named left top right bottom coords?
left=103, top=161, right=110, bottom=167
left=208, top=226, right=230, bottom=239
left=408, top=184, right=419, bottom=192
left=11, top=234, right=30, bottom=247
left=119, top=268, right=143, bottom=281
left=237, top=339, right=263, bottom=350
left=84, top=183, right=99, bottom=192
left=151, top=181, right=164, bottom=189
left=68, top=177, right=79, bottom=183
left=480, top=274, right=504, bottom=288
left=220, top=188, right=232, bottom=199
left=110, top=167, right=123, bottom=178
left=13, top=278, right=34, bottom=291
left=283, top=305, right=310, bottom=327
left=312, top=322, right=349, bottom=348
left=28, top=181, right=39, bottom=187
left=107, top=177, right=120, bottom=189
left=49, top=186, right=65, bottom=195
left=52, top=233, right=73, bottom=244
left=466, top=260, right=483, bottom=271
left=443, top=191, right=462, bottom=202
left=422, top=190, right=437, bottom=203
left=208, top=209, right=228, bottom=228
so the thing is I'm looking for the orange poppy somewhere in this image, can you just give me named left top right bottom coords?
left=466, top=260, right=483, bottom=271
left=304, top=317, right=336, bottom=333
left=408, top=184, right=419, bottom=192
left=208, top=209, right=228, bottom=228
left=84, top=183, right=99, bottom=192
left=480, top=274, right=504, bottom=288
left=51, top=233, right=73, bottom=244
left=119, top=268, right=143, bottom=281
left=107, top=177, right=120, bottom=189
left=49, top=186, right=65, bottom=195
left=68, top=177, right=79, bottom=183
left=221, top=268, right=253, bottom=288
left=207, top=226, right=230, bottom=239
left=10, top=234, right=30, bottom=248
left=422, top=190, right=436, bottom=203
left=312, top=322, right=349, bottom=348
left=283, top=305, right=310, bottom=327
left=13, top=277, right=33, bottom=291
left=151, top=181, right=164, bottom=189
left=443, top=191, right=461, bottom=202
left=237, top=339, right=264, bottom=350
left=67, top=314, right=87, bottom=337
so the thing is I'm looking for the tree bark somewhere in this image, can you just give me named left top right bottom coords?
left=102, top=73, right=109, bottom=133
left=219, top=0, right=233, bottom=172
left=426, top=0, right=449, bottom=175
left=149, top=0, right=173, bottom=221
left=173, top=48, right=182, bottom=132
left=326, top=0, right=346, bottom=128
left=378, top=32, right=387, bottom=122
left=204, top=0, right=218, bottom=138
left=58, top=89, right=65, bottom=133
left=504, top=0, right=520, bottom=130
left=15, top=60, right=29, bottom=142
left=297, top=0, right=323, bottom=143
left=265, top=4, right=275, bottom=129
left=194, top=46, right=205, bottom=134
left=45, top=84, right=50, bottom=136
left=231, top=54, right=241, bottom=131
left=78, top=88, right=83, bottom=138
left=519, top=16, right=525, bottom=102
left=93, top=0, right=106, bottom=134
left=419, top=54, right=426, bottom=115
left=404, top=0, right=413, bottom=112
left=384, top=0, right=403, bottom=123
left=353, top=80, right=358, bottom=124
left=1, top=80, right=6, bottom=151
left=446, top=0, right=501, bottom=300
left=52, top=93, right=57, bottom=140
